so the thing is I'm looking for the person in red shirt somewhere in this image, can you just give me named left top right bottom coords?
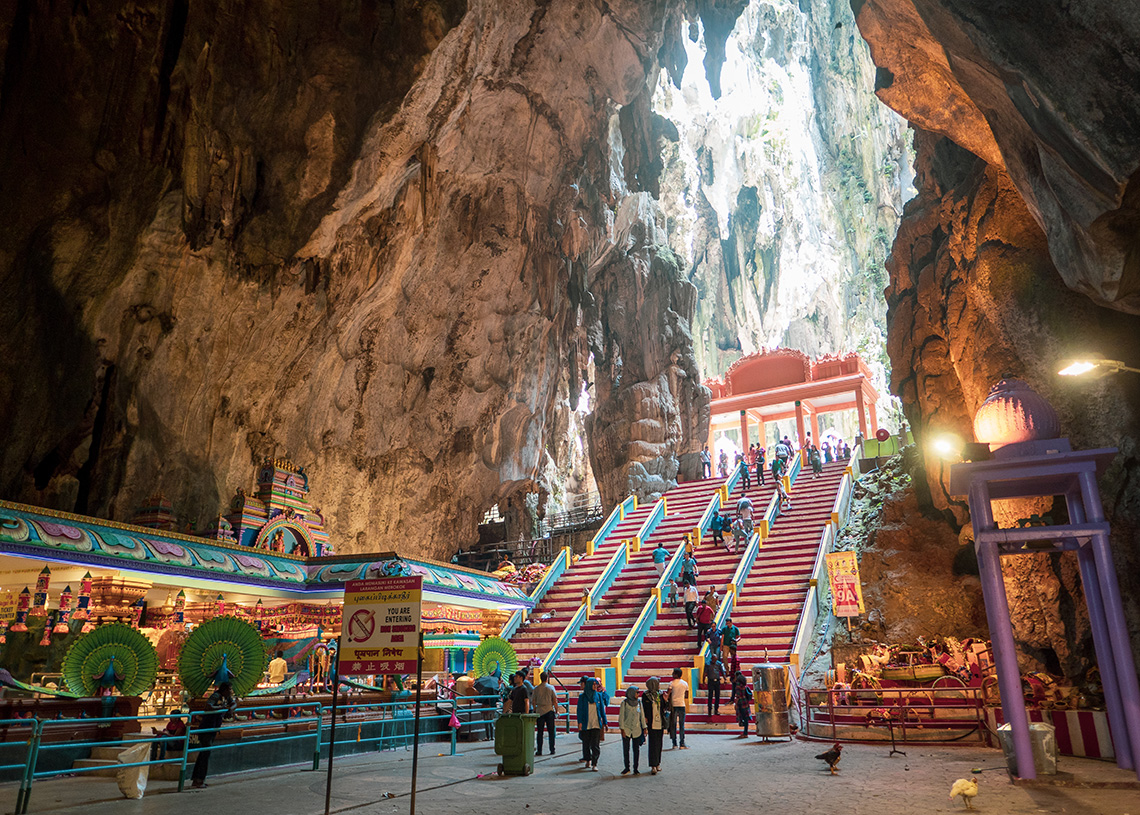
left=694, top=599, right=715, bottom=647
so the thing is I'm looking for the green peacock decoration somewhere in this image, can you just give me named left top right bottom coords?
left=472, top=636, right=518, bottom=680
left=62, top=623, right=158, bottom=697
left=178, top=615, right=267, bottom=698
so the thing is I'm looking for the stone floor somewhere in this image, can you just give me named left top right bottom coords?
left=16, top=736, right=1139, bottom=815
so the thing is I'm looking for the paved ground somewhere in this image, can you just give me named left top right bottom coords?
left=16, top=735, right=1139, bottom=815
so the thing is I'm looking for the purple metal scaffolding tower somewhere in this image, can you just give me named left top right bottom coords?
left=951, top=442, right=1140, bottom=780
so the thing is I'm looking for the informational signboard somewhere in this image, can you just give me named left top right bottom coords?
left=340, top=576, right=422, bottom=676
left=826, top=551, right=865, bottom=617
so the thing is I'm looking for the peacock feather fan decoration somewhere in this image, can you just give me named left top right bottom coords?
left=471, top=636, right=518, bottom=679
left=178, top=615, right=267, bottom=698
left=62, top=623, right=158, bottom=697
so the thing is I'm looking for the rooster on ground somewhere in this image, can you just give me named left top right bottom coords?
left=815, top=742, right=843, bottom=774
left=949, top=777, right=979, bottom=809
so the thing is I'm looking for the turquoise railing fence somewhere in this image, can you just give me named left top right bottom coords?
left=11, top=693, right=508, bottom=814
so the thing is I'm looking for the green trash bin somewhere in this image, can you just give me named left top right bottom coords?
left=494, top=713, right=538, bottom=776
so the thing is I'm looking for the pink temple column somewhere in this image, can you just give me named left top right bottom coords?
left=854, top=389, right=868, bottom=439
left=794, top=401, right=806, bottom=449
left=868, top=399, right=879, bottom=436
left=739, top=410, right=750, bottom=452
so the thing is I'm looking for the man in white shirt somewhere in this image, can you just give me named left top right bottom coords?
left=666, top=667, right=689, bottom=749
left=267, top=651, right=288, bottom=684
left=683, top=583, right=700, bottom=628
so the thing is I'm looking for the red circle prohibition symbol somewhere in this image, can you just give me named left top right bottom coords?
left=348, top=609, right=375, bottom=643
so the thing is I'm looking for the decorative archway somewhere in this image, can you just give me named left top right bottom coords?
left=253, top=518, right=315, bottom=556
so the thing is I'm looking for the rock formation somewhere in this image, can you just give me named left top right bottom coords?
left=853, top=1, right=1140, bottom=670
left=655, top=0, right=911, bottom=385
left=0, top=1, right=712, bottom=557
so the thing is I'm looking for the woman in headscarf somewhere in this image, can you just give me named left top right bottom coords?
left=641, top=677, right=667, bottom=775
left=576, top=676, right=607, bottom=771
left=618, top=685, right=647, bottom=775
left=730, top=671, right=753, bottom=738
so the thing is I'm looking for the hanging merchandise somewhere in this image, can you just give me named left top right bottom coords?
left=38, top=612, right=54, bottom=646
left=173, top=590, right=186, bottom=624
left=30, top=567, right=50, bottom=617
left=215, top=594, right=226, bottom=616
left=11, top=588, right=30, bottom=632
left=73, top=572, right=93, bottom=621
left=54, top=586, right=73, bottom=633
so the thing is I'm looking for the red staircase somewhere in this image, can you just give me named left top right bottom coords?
left=614, top=461, right=848, bottom=729
left=548, top=478, right=725, bottom=681
left=619, top=478, right=776, bottom=695
left=510, top=501, right=654, bottom=668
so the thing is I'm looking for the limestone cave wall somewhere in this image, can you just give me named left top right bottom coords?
left=853, top=0, right=1140, bottom=672
left=655, top=0, right=911, bottom=391
left=0, top=1, right=713, bottom=557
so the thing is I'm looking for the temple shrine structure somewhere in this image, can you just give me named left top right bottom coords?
left=705, top=349, right=881, bottom=450
left=0, top=459, right=533, bottom=678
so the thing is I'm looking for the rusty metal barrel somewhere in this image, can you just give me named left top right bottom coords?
left=752, top=663, right=789, bottom=737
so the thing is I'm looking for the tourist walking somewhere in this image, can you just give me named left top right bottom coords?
left=652, top=542, right=670, bottom=578
left=643, top=677, right=667, bottom=774
left=730, top=512, right=753, bottom=554
left=718, top=449, right=728, bottom=478
left=576, top=676, right=607, bottom=770
left=705, top=654, right=723, bottom=717
left=683, top=583, right=699, bottom=628
left=680, top=551, right=698, bottom=585
left=533, top=671, right=559, bottom=755
left=191, top=681, right=236, bottom=789
left=667, top=579, right=679, bottom=608
left=740, top=453, right=751, bottom=489
left=701, top=444, right=712, bottom=478
left=731, top=671, right=753, bottom=737
left=667, top=668, right=689, bottom=749
left=756, top=446, right=766, bottom=485
left=709, top=512, right=729, bottom=547
left=809, top=444, right=823, bottom=477
left=704, top=587, right=720, bottom=615
left=822, top=440, right=832, bottom=463
left=721, top=617, right=741, bottom=674
left=694, top=597, right=714, bottom=646
left=618, top=685, right=647, bottom=775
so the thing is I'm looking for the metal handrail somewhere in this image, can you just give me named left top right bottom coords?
left=800, top=685, right=986, bottom=745
left=19, top=702, right=322, bottom=812
left=321, top=695, right=501, bottom=756
left=0, top=718, right=40, bottom=815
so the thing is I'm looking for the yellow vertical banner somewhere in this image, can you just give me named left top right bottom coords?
left=825, top=551, right=865, bottom=615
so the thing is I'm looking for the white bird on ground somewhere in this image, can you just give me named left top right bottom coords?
left=949, top=777, right=979, bottom=809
